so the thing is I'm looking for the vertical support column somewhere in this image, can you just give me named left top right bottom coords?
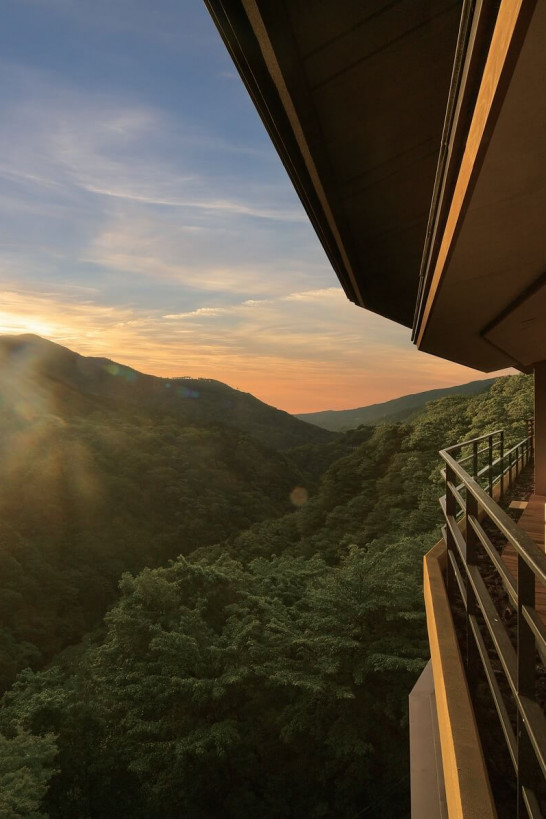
left=488, top=434, right=493, bottom=496
left=527, top=417, right=534, bottom=464
left=466, top=492, right=479, bottom=685
left=534, top=361, right=546, bottom=495
left=517, top=554, right=536, bottom=816
left=500, top=430, right=505, bottom=500
left=445, top=464, right=456, bottom=594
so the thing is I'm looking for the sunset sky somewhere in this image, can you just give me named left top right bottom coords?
left=0, top=0, right=511, bottom=413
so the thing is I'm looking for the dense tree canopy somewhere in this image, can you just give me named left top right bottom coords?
left=0, top=406, right=309, bottom=690
left=0, top=371, right=534, bottom=817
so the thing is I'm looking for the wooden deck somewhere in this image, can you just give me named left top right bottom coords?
left=501, top=494, right=546, bottom=621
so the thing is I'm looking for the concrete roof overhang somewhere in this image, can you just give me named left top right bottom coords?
left=204, top=0, right=464, bottom=328
left=206, top=0, right=545, bottom=373
left=415, top=0, right=546, bottom=372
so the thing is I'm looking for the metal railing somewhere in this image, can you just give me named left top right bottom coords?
left=439, top=421, right=546, bottom=818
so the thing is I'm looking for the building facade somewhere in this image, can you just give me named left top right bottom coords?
left=204, top=2, right=546, bottom=816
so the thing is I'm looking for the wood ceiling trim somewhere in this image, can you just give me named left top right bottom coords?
left=240, top=0, right=366, bottom=309
left=415, top=0, right=537, bottom=349
left=204, top=0, right=362, bottom=306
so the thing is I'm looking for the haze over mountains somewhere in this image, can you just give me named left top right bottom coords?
left=0, top=333, right=333, bottom=690
left=0, top=332, right=533, bottom=818
left=297, top=378, right=497, bottom=431
left=0, top=332, right=498, bottom=688
left=0, top=334, right=333, bottom=451
left=2, top=334, right=497, bottom=437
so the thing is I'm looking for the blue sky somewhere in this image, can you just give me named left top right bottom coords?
left=0, top=0, right=502, bottom=411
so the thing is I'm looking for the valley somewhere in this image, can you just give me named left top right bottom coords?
left=0, top=335, right=534, bottom=817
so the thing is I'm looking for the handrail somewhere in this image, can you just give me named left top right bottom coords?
left=458, top=440, right=532, bottom=480
left=438, top=420, right=544, bottom=817
left=440, top=450, right=546, bottom=583
left=441, top=426, right=534, bottom=510
left=442, top=428, right=504, bottom=453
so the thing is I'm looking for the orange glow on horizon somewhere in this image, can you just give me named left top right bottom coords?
left=52, top=340, right=509, bottom=415
left=0, top=292, right=513, bottom=416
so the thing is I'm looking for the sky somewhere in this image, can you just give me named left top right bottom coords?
left=0, top=0, right=511, bottom=413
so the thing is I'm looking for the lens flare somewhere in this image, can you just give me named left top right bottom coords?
left=290, top=486, right=308, bottom=506
left=0, top=339, right=103, bottom=530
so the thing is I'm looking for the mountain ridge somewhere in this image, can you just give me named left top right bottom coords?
left=296, top=378, right=498, bottom=431
left=0, top=333, right=333, bottom=451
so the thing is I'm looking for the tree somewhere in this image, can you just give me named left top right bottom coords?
left=0, top=729, right=57, bottom=818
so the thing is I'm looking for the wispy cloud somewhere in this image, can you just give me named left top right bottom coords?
left=81, top=186, right=306, bottom=221
left=0, top=62, right=318, bottom=299
left=0, top=64, right=303, bottom=221
left=0, top=6, right=506, bottom=413
left=13, top=0, right=218, bottom=50
left=163, top=306, right=230, bottom=320
left=0, top=284, right=502, bottom=412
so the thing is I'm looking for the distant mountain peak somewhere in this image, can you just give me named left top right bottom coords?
left=0, top=333, right=334, bottom=450
left=296, top=379, right=498, bottom=431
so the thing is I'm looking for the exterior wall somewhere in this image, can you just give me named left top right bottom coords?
left=535, top=363, right=546, bottom=494
left=409, top=660, right=447, bottom=818
left=423, top=541, right=497, bottom=819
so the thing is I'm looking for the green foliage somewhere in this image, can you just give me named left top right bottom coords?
left=0, top=728, right=57, bottom=818
left=1, top=547, right=426, bottom=817
left=0, top=370, right=534, bottom=817
left=0, top=404, right=307, bottom=689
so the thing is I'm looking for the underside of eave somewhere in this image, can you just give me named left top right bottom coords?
left=203, top=0, right=366, bottom=314
left=414, top=0, right=544, bottom=373
left=205, top=0, right=464, bottom=330
left=412, top=0, right=501, bottom=339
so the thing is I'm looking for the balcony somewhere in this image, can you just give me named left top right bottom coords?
left=411, top=423, right=546, bottom=818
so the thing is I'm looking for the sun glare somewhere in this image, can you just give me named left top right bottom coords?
left=0, top=313, right=56, bottom=338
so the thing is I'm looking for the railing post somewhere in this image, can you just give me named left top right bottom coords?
left=488, top=434, right=493, bottom=496
left=439, top=422, right=543, bottom=816
left=500, top=430, right=505, bottom=500
left=445, top=464, right=456, bottom=595
left=466, top=490, right=479, bottom=684
left=527, top=417, right=535, bottom=459
left=517, top=554, right=537, bottom=817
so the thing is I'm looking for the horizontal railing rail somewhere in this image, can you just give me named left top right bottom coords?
left=439, top=419, right=546, bottom=818
left=440, top=427, right=533, bottom=503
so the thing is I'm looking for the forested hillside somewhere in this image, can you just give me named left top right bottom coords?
left=0, top=336, right=331, bottom=692
left=0, top=364, right=534, bottom=818
left=0, top=335, right=333, bottom=451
